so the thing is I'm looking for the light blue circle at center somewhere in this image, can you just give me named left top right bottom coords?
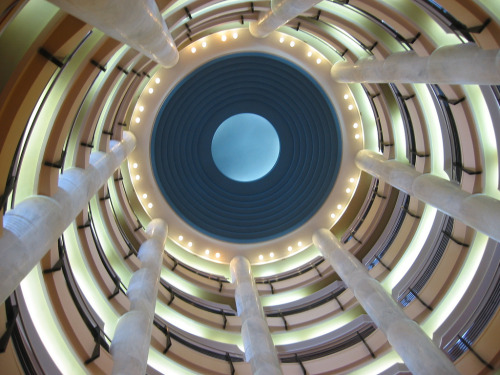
left=211, top=113, right=280, bottom=182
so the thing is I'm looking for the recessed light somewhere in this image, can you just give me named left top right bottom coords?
left=270, top=252, right=274, bottom=258
left=191, top=47, right=196, bottom=53
left=148, top=88, right=154, bottom=94
left=346, top=188, right=351, bottom=193
left=349, top=177, right=355, bottom=183
left=355, top=134, right=360, bottom=139
left=221, top=34, right=227, bottom=42
left=330, top=213, right=336, bottom=218
left=205, top=249, right=210, bottom=255
left=215, top=252, right=221, bottom=258
left=290, top=41, right=295, bottom=47
left=279, top=37, right=285, bottom=43
left=344, top=94, right=349, bottom=100
left=259, top=254, right=264, bottom=260
left=135, top=175, right=140, bottom=180
left=298, top=241, right=303, bottom=247
left=188, top=242, right=192, bottom=247
left=155, top=77, right=160, bottom=84
left=142, top=193, right=147, bottom=199
left=353, top=122, right=359, bottom=128
left=348, top=104, right=354, bottom=110
left=147, top=203, right=153, bottom=208
left=288, top=246, right=292, bottom=251
left=337, top=204, right=342, bottom=209
left=233, top=32, right=238, bottom=39
left=178, top=235, right=183, bottom=241
left=139, top=106, right=144, bottom=112
left=202, top=41, right=207, bottom=48
left=135, top=117, right=140, bottom=123
left=132, top=162, right=138, bottom=168
left=307, top=51, right=312, bottom=57
left=316, top=58, right=321, bottom=64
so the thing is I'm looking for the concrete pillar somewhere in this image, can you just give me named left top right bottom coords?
left=46, top=0, right=179, bottom=67
left=230, top=256, right=282, bottom=375
left=0, top=131, right=136, bottom=304
left=313, top=229, right=459, bottom=375
left=249, top=0, right=321, bottom=39
left=111, top=219, right=168, bottom=375
left=355, top=149, right=500, bottom=243
left=331, top=43, right=500, bottom=85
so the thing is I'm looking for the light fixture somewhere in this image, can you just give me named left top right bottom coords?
left=298, top=241, right=303, bottom=247
left=147, top=203, right=153, bottom=208
left=259, top=254, right=264, bottom=260
left=139, top=106, right=144, bottom=112
left=316, top=58, right=321, bottom=64
left=142, top=193, right=147, bottom=199
left=232, top=32, right=238, bottom=39
left=205, top=249, right=210, bottom=255
left=355, top=134, right=360, bottom=139
left=132, top=162, right=138, bottom=168
left=191, top=47, right=196, bottom=53
left=135, top=117, right=140, bottom=123
left=353, top=122, right=359, bottom=128
left=148, top=88, right=154, bottom=94
left=349, top=177, right=355, bottom=183
left=337, top=204, right=342, bottom=209
left=215, top=252, right=221, bottom=258
left=346, top=188, right=351, bottom=193
left=221, top=34, right=227, bottom=42
left=279, top=37, right=285, bottom=43
left=202, top=41, right=207, bottom=48
left=344, top=94, right=349, bottom=100
left=348, top=104, right=354, bottom=110
left=307, top=51, right=312, bottom=57
left=270, top=252, right=275, bottom=258
left=188, top=242, right=193, bottom=247
left=288, top=246, right=292, bottom=251
left=331, top=213, right=336, bottom=218
left=290, top=41, right=295, bottom=47
left=135, top=175, right=140, bottom=180
left=178, top=235, right=183, bottom=241
left=155, top=77, right=160, bottom=84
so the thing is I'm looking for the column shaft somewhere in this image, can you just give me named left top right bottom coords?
left=249, top=0, right=321, bottom=38
left=331, top=43, right=500, bottom=84
left=0, top=131, right=136, bottom=304
left=46, top=0, right=179, bottom=67
left=355, top=149, right=500, bottom=243
left=230, top=256, right=282, bottom=375
left=313, top=229, right=459, bottom=375
left=111, top=219, right=168, bottom=375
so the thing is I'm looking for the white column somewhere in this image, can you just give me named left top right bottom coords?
left=331, top=43, right=500, bottom=85
left=313, top=229, right=459, bottom=375
left=249, top=0, right=321, bottom=38
left=0, top=131, right=136, bottom=304
left=46, top=0, right=179, bottom=67
left=230, top=256, right=282, bottom=375
left=355, top=149, right=500, bottom=243
left=111, top=219, right=168, bottom=375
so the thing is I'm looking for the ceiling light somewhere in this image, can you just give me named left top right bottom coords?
left=155, top=77, right=160, bottom=84
left=139, top=106, right=144, bottom=112
left=337, top=204, right=342, bottom=209
left=348, top=104, right=354, bottom=110
left=205, top=249, right=210, bottom=255
left=147, top=203, right=153, bottom=208
left=298, top=241, right=303, bottom=247
left=191, top=47, right=196, bottom=53
left=188, top=242, right=192, bottom=247
left=270, top=252, right=274, bottom=258
left=135, top=117, right=140, bottom=123
left=346, top=188, right=351, bottom=193
left=349, top=177, right=355, bottom=183
left=288, top=246, right=292, bottom=251
left=307, top=51, right=312, bottom=57
left=135, top=175, right=140, bottom=180
left=221, top=34, right=227, bottom=42
left=353, top=122, right=359, bottom=128
left=259, top=254, right=263, bottom=260
left=132, top=162, right=138, bottom=168
left=279, top=37, right=285, bottom=43
left=215, top=252, right=221, bottom=258
left=142, top=193, right=147, bottom=199
left=316, top=58, right=321, bottom=64
left=202, top=41, right=207, bottom=48
left=331, top=213, right=336, bottom=218
left=344, top=94, right=349, bottom=100
left=290, top=41, right=295, bottom=47
left=148, top=88, right=154, bottom=94
left=178, top=235, right=183, bottom=241
left=355, top=134, right=360, bottom=139
left=233, top=32, right=238, bottom=39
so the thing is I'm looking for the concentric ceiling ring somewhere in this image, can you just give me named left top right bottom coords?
left=151, top=53, right=341, bottom=243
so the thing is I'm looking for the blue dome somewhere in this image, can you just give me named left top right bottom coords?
left=151, top=53, right=341, bottom=242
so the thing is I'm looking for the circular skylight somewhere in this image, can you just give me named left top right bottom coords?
left=211, top=113, right=280, bottom=182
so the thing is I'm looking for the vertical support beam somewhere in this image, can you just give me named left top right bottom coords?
left=230, top=256, right=282, bottom=375
left=330, top=43, right=500, bottom=85
left=249, top=0, right=321, bottom=38
left=313, top=229, right=459, bottom=375
left=355, top=149, right=500, bottom=243
left=46, top=0, right=179, bottom=67
left=0, top=132, right=136, bottom=304
left=111, top=219, right=168, bottom=375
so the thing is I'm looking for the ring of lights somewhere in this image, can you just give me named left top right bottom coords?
left=151, top=53, right=342, bottom=242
